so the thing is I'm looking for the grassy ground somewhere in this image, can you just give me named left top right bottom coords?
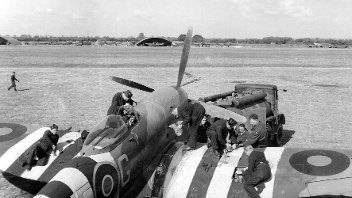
left=0, top=66, right=351, bottom=197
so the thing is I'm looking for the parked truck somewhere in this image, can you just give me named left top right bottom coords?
left=198, top=83, right=286, bottom=146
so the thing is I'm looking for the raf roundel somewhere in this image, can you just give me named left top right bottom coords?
left=0, top=123, right=27, bottom=142
left=289, top=149, right=350, bottom=176
left=93, top=163, right=120, bottom=198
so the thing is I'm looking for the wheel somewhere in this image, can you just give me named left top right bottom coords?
left=265, top=122, right=276, bottom=146
left=273, top=124, right=283, bottom=146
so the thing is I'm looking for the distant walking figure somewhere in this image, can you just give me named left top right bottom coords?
left=8, top=72, right=19, bottom=91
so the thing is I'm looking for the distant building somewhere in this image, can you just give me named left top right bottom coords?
left=0, top=36, right=21, bottom=45
left=136, top=37, right=173, bottom=46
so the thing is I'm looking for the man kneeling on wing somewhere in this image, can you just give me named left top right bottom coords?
left=20, top=124, right=59, bottom=171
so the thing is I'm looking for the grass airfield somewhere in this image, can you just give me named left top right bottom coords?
left=0, top=47, right=352, bottom=197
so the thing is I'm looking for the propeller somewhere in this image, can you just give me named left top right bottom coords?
left=110, top=27, right=193, bottom=92
left=181, top=71, right=201, bottom=87
left=109, top=76, right=154, bottom=92
left=184, top=72, right=195, bottom=78
left=198, top=101, right=247, bottom=123
left=176, top=27, right=193, bottom=88
left=181, top=78, right=200, bottom=87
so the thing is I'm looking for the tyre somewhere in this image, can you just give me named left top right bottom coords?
left=273, top=124, right=283, bottom=146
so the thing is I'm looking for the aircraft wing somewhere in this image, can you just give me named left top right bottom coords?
left=0, top=123, right=44, bottom=158
left=142, top=145, right=352, bottom=198
left=0, top=122, right=82, bottom=186
left=197, top=101, right=247, bottom=123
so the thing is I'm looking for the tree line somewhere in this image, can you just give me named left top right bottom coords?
left=10, top=34, right=352, bottom=46
left=13, top=35, right=140, bottom=42
left=176, top=34, right=352, bottom=46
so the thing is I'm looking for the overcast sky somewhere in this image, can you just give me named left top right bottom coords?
left=1, top=0, right=352, bottom=38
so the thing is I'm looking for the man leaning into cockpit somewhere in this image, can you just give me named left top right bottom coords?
left=107, top=90, right=135, bottom=115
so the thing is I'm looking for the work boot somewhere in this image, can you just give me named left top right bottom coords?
left=25, top=164, right=32, bottom=171
left=256, top=183, right=265, bottom=194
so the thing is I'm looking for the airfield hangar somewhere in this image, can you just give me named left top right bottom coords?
left=0, top=36, right=21, bottom=45
left=136, top=37, right=173, bottom=46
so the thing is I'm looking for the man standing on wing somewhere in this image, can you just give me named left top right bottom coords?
left=171, top=100, right=206, bottom=151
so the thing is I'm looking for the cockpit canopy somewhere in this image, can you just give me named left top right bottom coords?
left=83, top=114, right=134, bottom=149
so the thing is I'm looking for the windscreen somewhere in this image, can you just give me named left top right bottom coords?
left=84, top=115, right=128, bottom=148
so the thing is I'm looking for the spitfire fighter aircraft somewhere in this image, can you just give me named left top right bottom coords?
left=0, top=28, right=244, bottom=198
left=1, top=28, right=352, bottom=198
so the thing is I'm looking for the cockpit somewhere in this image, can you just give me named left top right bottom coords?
left=83, top=111, right=139, bottom=150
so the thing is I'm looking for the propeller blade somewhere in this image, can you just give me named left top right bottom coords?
left=182, top=71, right=201, bottom=86
left=184, top=72, right=195, bottom=78
left=181, top=78, right=201, bottom=87
left=109, top=76, right=155, bottom=92
left=198, top=101, right=247, bottom=123
left=176, top=27, right=193, bottom=88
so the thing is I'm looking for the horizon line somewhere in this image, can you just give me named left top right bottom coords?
left=2, top=34, right=352, bottom=40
